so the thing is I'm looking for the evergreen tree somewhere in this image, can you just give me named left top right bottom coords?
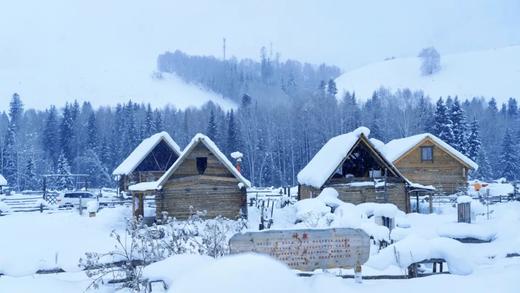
left=143, top=104, right=154, bottom=137
left=499, top=128, right=519, bottom=181
left=432, top=98, right=454, bottom=144
left=227, top=110, right=241, bottom=154
left=341, top=92, right=360, bottom=132
left=21, top=157, right=38, bottom=191
left=1, top=125, right=17, bottom=188
left=42, top=106, right=60, bottom=168
left=60, top=103, right=75, bottom=163
left=55, top=152, right=72, bottom=190
left=86, top=112, right=98, bottom=151
left=153, top=109, right=163, bottom=133
left=327, top=79, right=338, bottom=97
left=473, top=149, right=493, bottom=180
left=8, top=93, right=24, bottom=132
left=449, top=97, right=468, bottom=153
left=207, top=109, right=218, bottom=140
left=466, top=118, right=481, bottom=161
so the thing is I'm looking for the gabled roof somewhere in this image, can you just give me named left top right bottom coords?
left=382, top=133, right=478, bottom=170
left=112, top=131, right=182, bottom=176
left=297, top=127, right=408, bottom=189
left=0, top=174, right=7, bottom=186
left=133, top=133, right=251, bottom=191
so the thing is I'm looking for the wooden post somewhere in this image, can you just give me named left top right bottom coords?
left=428, top=193, right=433, bottom=214
left=457, top=202, right=471, bottom=223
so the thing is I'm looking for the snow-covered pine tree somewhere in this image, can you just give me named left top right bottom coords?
left=473, top=149, right=493, bottom=180
left=432, top=98, right=455, bottom=145
left=21, top=157, right=39, bottom=191
left=1, top=125, right=17, bottom=188
left=42, top=106, right=60, bottom=169
left=60, top=103, right=75, bottom=163
left=450, top=97, right=468, bottom=153
left=499, top=128, right=519, bottom=181
left=226, top=109, right=241, bottom=155
left=340, top=91, right=361, bottom=133
left=86, top=112, right=98, bottom=152
left=327, top=79, right=338, bottom=97
left=153, top=109, right=163, bottom=133
left=55, top=152, right=72, bottom=190
left=207, top=109, right=218, bottom=141
left=8, top=93, right=24, bottom=132
left=143, top=104, right=154, bottom=138
left=466, top=117, right=481, bottom=161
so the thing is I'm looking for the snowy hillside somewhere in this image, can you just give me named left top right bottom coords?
left=335, top=46, right=520, bottom=104
left=0, top=64, right=235, bottom=111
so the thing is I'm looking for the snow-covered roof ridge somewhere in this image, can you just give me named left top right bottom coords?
left=112, top=131, right=182, bottom=176
left=382, top=133, right=478, bottom=170
left=297, top=127, right=378, bottom=188
left=0, top=174, right=7, bottom=186
left=154, top=133, right=251, bottom=189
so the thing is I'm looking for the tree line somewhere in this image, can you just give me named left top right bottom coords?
left=1, top=51, right=519, bottom=190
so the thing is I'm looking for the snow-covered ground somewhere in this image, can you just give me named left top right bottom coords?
left=335, top=45, right=520, bottom=104
left=1, top=193, right=519, bottom=292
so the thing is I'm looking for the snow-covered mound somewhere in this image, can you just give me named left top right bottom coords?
left=335, top=45, right=520, bottom=104
left=167, top=253, right=310, bottom=293
left=367, top=236, right=474, bottom=275
left=143, top=254, right=213, bottom=287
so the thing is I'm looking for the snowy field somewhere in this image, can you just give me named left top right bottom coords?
left=1, top=193, right=519, bottom=292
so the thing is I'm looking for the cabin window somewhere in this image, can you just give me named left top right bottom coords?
left=420, top=146, right=433, bottom=162
left=196, top=157, right=208, bottom=174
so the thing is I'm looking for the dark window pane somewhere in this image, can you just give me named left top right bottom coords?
left=196, top=157, right=208, bottom=174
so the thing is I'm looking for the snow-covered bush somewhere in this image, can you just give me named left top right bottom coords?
left=80, top=212, right=245, bottom=291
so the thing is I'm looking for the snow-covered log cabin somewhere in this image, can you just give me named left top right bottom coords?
left=297, top=127, right=411, bottom=212
left=381, top=134, right=478, bottom=194
left=129, top=134, right=250, bottom=219
left=112, top=132, right=182, bottom=193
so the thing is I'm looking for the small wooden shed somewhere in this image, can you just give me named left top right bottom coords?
left=382, top=133, right=478, bottom=194
left=297, top=127, right=412, bottom=212
left=113, top=132, right=181, bottom=193
left=130, top=134, right=251, bottom=220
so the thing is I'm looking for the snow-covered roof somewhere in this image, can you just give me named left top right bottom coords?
left=297, top=127, right=371, bottom=188
left=112, top=131, right=181, bottom=176
left=149, top=133, right=251, bottom=190
left=0, top=174, right=7, bottom=186
left=297, top=127, right=410, bottom=189
left=128, top=181, right=161, bottom=192
left=382, top=133, right=478, bottom=170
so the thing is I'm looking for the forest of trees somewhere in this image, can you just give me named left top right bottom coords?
left=1, top=50, right=519, bottom=190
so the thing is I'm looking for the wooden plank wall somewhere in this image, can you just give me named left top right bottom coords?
left=158, top=142, right=246, bottom=219
left=299, top=182, right=409, bottom=212
left=394, top=139, right=468, bottom=194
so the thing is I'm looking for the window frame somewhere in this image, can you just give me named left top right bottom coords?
left=420, top=146, right=434, bottom=162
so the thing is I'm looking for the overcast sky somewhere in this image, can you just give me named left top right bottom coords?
left=1, top=0, right=519, bottom=110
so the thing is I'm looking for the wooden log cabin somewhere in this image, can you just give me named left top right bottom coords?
left=129, top=133, right=251, bottom=219
left=297, top=127, right=412, bottom=212
left=381, top=134, right=478, bottom=194
left=112, top=132, right=181, bottom=193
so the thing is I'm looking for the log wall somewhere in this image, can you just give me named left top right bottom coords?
left=157, top=142, right=246, bottom=219
left=394, top=138, right=468, bottom=194
left=299, top=179, right=409, bottom=212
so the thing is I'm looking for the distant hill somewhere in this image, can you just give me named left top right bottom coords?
left=335, top=46, right=520, bottom=104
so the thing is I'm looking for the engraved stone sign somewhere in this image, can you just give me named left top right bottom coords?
left=229, top=228, right=370, bottom=271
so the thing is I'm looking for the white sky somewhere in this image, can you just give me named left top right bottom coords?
left=0, top=0, right=519, bottom=111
